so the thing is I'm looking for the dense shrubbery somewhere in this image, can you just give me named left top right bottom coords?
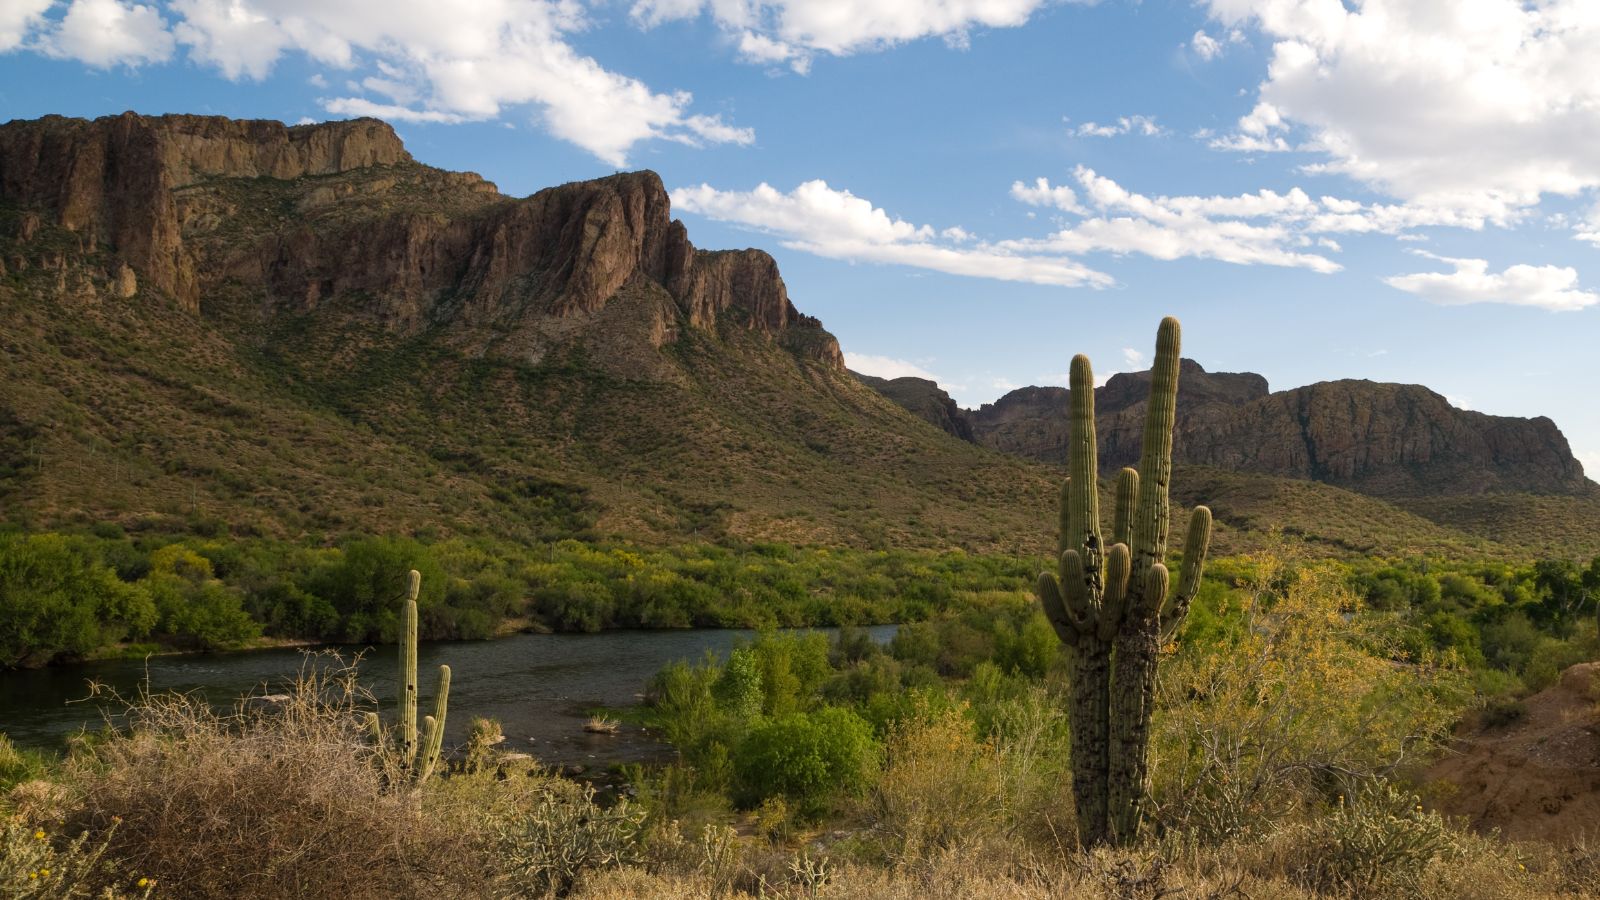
left=0, top=529, right=1033, bottom=666
left=3, top=547, right=1598, bottom=899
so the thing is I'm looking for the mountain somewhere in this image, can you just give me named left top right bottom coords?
left=0, top=112, right=1593, bottom=561
left=0, top=112, right=1060, bottom=553
left=869, top=360, right=1591, bottom=498
left=851, top=374, right=974, bottom=442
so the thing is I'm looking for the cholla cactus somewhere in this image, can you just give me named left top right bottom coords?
left=1036, top=317, right=1212, bottom=846
left=364, top=569, right=451, bottom=786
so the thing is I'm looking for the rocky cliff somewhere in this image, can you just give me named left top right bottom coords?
left=852, top=373, right=974, bottom=441
left=0, top=112, right=841, bottom=368
left=864, top=360, right=1589, bottom=498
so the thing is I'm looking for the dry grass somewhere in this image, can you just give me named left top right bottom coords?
left=59, top=653, right=485, bottom=900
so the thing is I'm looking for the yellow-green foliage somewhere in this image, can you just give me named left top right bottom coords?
left=1153, top=553, right=1471, bottom=840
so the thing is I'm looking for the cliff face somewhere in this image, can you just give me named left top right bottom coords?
left=0, top=112, right=841, bottom=368
left=852, top=374, right=975, bottom=441
left=865, top=360, right=1588, bottom=498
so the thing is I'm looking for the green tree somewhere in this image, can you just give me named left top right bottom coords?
left=0, top=532, right=154, bottom=666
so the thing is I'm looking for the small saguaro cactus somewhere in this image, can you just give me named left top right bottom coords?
left=1036, top=317, right=1212, bottom=847
left=364, top=569, right=452, bottom=785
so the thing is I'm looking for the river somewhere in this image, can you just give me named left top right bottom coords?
left=0, top=626, right=896, bottom=767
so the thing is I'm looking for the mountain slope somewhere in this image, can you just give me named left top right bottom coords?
left=1, top=112, right=1593, bottom=561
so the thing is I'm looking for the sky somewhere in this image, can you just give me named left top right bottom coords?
left=1, top=0, right=1597, bottom=478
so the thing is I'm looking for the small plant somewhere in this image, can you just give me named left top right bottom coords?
left=584, top=715, right=621, bottom=734
left=1271, top=782, right=1459, bottom=896
left=1, top=817, right=153, bottom=900
left=490, top=780, right=646, bottom=897
left=463, top=716, right=505, bottom=773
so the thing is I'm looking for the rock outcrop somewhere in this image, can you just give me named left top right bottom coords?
left=863, top=359, right=1588, bottom=497
left=853, top=374, right=974, bottom=441
left=0, top=112, right=841, bottom=369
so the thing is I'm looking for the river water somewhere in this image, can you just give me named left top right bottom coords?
left=0, top=626, right=895, bottom=767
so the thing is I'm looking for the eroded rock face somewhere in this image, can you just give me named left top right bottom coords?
left=868, top=358, right=1588, bottom=497
left=0, top=112, right=842, bottom=369
left=0, top=113, right=412, bottom=310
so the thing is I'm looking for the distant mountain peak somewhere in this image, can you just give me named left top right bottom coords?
left=861, top=359, right=1589, bottom=498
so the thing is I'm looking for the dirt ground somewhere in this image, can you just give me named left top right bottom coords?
left=1428, top=662, right=1600, bottom=844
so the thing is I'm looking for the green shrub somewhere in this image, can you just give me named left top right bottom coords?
left=0, top=533, right=155, bottom=666
left=732, top=707, right=879, bottom=815
left=1270, top=783, right=1461, bottom=897
left=489, top=780, right=645, bottom=897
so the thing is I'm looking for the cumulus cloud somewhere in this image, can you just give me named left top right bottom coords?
left=43, top=0, right=174, bottom=67
left=0, top=0, right=51, bottom=51
left=844, top=352, right=940, bottom=381
left=1383, top=252, right=1599, bottom=312
left=1010, top=176, right=1084, bottom=214
left=632, top=0, right=1065, bottom=72
left=1073, top=115, right=1164, bottom=138
left=673, top=179, right=1114, bottom=288
left=6, top=0, right=753, bottom=166
left=1000, top=167, right=1343, bottom=273
left=1207, top=0, right=1600, bottom=230
left=1002, top=165, right=1530, bottom=275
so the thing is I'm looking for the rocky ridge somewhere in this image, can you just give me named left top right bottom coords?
left=0, top=111, right=841, bottom=369
left=866, top=360, right=1589, bottom=498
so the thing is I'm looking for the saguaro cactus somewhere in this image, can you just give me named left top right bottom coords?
left=1036, top=317, right=1212, bottom=847
left=365, top=569, right=452, bottom=786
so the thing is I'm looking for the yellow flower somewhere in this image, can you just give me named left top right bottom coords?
left=40, top=869, right=50, bottom=878
left=29, top=872, right=38, bottom=880
left=34, top=829, right=46, bottom=840
left=138, top=877, right=151, bottom=887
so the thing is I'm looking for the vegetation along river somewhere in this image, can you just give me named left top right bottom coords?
left=0, top=626, right=896, bottom=767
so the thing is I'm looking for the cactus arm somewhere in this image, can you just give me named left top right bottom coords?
left=1140, top=563, right=1170, bottom=622
left=1097, top=544, right=1132, bottom=642
left=401, top=569, right=421, bottom=767
left=415, top=664, right=451, bottom=783
left=1059, top=550, right=1099, bottom=626
left=1160, top=507, right=1212, bottom=640
left=363, top=711, right=382, bottom=744
left=1130, top=318, right=1181, bottom=577
left=1066, top=355, right=1104, bottom=589
left=1038, top=572, right=1084, bottom=641
left=1112, top=468, right=1139, bottom=548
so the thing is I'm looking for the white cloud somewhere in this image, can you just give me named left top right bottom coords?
left=1191, top=29, right=1222, bottom=60
left=632, top=0, right=1063, bottom=70
left=1122, top=347, right=1145, bottom=368
left=1001, top=167, right=1343, bottom=273
left=1073, top=115, right=1164, bottom=138
left=9, top=0, right=753, bottom=166
left=1383, top=252, right=1599, bottom=312
left=1208, top=0, right=1600, bottom=226
left=845, top=352, right=940, bottom=381
left=0, top=0, right=51, bottom=51
left=673, top=179, right=1114, bottom=288
left=1010, top=176, right=1084, bottom=214
left=43, top=0, right=173, bottom=67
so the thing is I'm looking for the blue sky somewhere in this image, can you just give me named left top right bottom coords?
left=2, top=0, right=1597, bottom=477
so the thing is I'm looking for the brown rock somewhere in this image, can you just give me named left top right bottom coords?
left=0, top=112, right=841, bottom=371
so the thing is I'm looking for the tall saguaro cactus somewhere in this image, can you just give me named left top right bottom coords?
left=365, top=569, right=452, bottom=786
left=1036, top=317, right=1212, bottom=847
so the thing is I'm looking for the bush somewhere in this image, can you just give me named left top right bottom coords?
left=489, top=779, right=646, bottom=897
left=0, top=533, right=155, bottom=666
left=1267, top=783, right=1461, bottom=897
left=61, top=654, right=482, bottom=899
left=869, top=704, right=1004, bottom=862
left=732, top=708, right=879, bottom=815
